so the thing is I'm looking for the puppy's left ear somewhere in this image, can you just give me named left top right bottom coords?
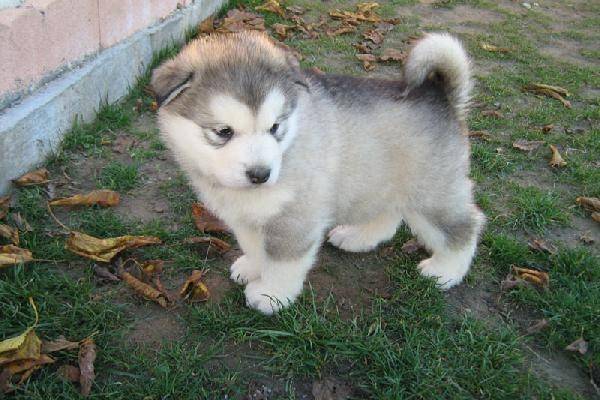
left=271, top=40, right=309, bottom=90
left=151, top=58, right=194, bottom=107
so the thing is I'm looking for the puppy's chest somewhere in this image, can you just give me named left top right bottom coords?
left=198, top=184, right=295, bottom=227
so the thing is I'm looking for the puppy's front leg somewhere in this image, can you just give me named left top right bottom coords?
left=230, top=225, right=264, bottom=284
left=244, top=219, right=325, bottom=315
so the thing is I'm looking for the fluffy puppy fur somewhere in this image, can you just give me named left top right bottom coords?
left=152, top=31, right=485, bottom=314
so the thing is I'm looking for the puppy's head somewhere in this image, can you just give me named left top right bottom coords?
left=151, top=31, right=306, bottom=188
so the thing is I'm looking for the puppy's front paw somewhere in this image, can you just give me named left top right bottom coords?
left=244, top=279, right=300, bottom=315
left=230, top=255, right=261, bottom=284
left=418, top=258, right=467, bottom=290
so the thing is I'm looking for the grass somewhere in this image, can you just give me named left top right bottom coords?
left=1, top=0, right=599, bottom=398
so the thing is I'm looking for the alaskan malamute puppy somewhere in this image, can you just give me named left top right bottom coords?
left=152, top=31, right=484, bottom=314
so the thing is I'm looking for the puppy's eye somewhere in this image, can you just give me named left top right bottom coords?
left=215, top=127, right=234, bottom=139
left=269, top=123, right=279, bottom=136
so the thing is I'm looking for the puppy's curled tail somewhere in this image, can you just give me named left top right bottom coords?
left=403, top=33, right=472, bottom=120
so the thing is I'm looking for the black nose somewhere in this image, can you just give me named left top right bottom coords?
left=246, top=167, right=271, bottom=184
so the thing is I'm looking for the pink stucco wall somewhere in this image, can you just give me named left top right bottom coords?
left=0, top=0, right=190, bottom=104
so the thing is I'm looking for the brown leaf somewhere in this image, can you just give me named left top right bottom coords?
left=13, top=168, right=49, bottom=187
left=179, top=270, right=210, bottom=302
left=565, top=337, right=588, bottom=355
left=198, top=16, right=215, bottom=34
left=576, top=197, right=600, bottom=212
left=65, top=232, right=161, bottom=263
left=0, top=196, right=9, bottom=220
left=524, top=83, right=571, bottom=108
left=513, top=266, right=549, bottom=289
left=0, top=225, right=19, bottom=246
left=528, top=238, right=557, bottom=255
left=542, top=124, right=554, bottom=133
left=216, top=9, right=265, bottom=33
left=482, top=110, right=503, bottom=118
left=272, top=23, right=294, bottom=40
left=0, top=329, right=41, bottom=365
left=58, top=365, right=80, bottom=382
left=401, top=238, right=424, bottom=254
left=120, top=270, right=170, bottom=308
left=592, top=212, right=600, bottom=224
left=526, top=319, right=549, bottom=334
left=467, top=130, right=492, bottom=140
left=78, top=338, right=96, bottom=397
left=0, top=245, right=33, bottom=267
left=353, top=42, right=374, bottom=53
left=149, top=101, right=158, bottom=112
left=41, top=336, right=79, bottom=354
left=191, top=203, right=229, bottom=233
left=92, top=264, right=120, bottom=282
left=11, top=213, right=32, bottom=232
left=183, top=236, right=232, bottom=254
left=139, top=259, right=164, bottom=281
left=325, top=24, right=357, bottom=37
left=549, top=144, right=566, bottom=167
left=3, top=354, right=55, bottom=374
left=356, top=54, right=377, bottom=71
left=286, top=5, right=305, bottom=15
left=512, top=139, right=544, bottom=152
left=480, top=42, right=510, bottom=53
left=49, top=190, right=120, bottom=208
left=255, top=0, right=285, bottom=16
left=363, top=29, right=384, bottom=45
left=378, top=48, right=405, bottom=62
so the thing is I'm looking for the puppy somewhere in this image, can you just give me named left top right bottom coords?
left=152, top=31, right=484, bottom=314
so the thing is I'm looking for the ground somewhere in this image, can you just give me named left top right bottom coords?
left=1, top=0, right=599, bottom=398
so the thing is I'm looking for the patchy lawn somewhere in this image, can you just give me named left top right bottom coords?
left=1, top=0, right=599, bottom=398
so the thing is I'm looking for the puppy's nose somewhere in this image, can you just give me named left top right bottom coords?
left=246, top=167, right=271, bottom=184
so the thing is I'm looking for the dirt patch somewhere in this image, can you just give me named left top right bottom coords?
left=539, top=39, right=597, bottom=68
left=308, top=245, right=393, bottom=318
left=128, top=307, right=186, bottom=345
left=396, top=4, right=504, bottom=27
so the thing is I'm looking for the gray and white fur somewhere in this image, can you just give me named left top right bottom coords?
left=152, top=31, right=485, bottom=314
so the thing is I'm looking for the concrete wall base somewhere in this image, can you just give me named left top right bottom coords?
left=0, top=0, right=223, bottom=194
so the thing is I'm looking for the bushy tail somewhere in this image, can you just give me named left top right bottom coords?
left=403, top=33, right=472, bottom=120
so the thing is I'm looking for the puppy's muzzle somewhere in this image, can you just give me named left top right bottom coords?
left=246, top=166, right=271, bottom=184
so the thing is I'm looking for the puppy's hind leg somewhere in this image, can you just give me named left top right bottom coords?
left=328, top=213, right=402, bottom=252
left=404, top=205, right=484, bottom=289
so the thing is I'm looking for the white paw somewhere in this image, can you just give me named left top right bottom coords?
left=244, top=279, right=300, bottom=315
left=327, top=225, right=377, bottom=252
left=418, top=257, right=468, bottom=290
left=230, top=255, right=261, bottom=284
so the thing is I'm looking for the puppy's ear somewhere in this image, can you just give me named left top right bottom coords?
left=271, top=40, right=309, bottom=90
left=151, top=59, right=194, bottom=107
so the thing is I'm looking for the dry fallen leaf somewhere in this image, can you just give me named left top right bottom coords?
left=0, top=225, right=19, bottom=246
left=12, top=168, right=49, bottom=187
left=179, top=270, right=210, bottom=302
left=401, top=238, right=424, bottom=254
left=58, top=364, right=80, bottom=383
left=272, top=23, right=294, bottom=40
left=138, top=259, right=164, bottom=282
left=592, top=212, right=600, bottom=224
left=379, top=48, right=405, bottom=62
left=576, top=197, right=600, bottom=212
left=565, top=337, right=588, bottom=355
left=512, top=139, right=544, bottom=152
left=286, top=5, right=305, bottom=15
left=480, top=42, right=510, bottom=53
left=78, top=338, right=96, bottom=397
left=49, top=190, right=120, bottom=208
left=467, top=130, right=493, bottom=140
left=191, top=203, right=229, bottom=233
left=524, top=83, right=571, bottom=108
left=198, top=16, right=215, bottom=35
left=216, top=9, right=265, bottom=33
left=0, top=196, right=9, bottom=220
left=0, top=298, right=40, bottom=367
left=11, top=213, right=32, bottom=232
left=255, top=0, right=285, bottom=16
left=325, top=24, right=357, bottom=37
left=120, top=270, right=170, bottom=308
left=356, top=53, right=377, bottom=71
left=0, top=245, right=33, bottom=267
left=1, top=354, right=55, bottom=392
left=525, top=319, right=549, bottom=335
left=528, top=238, right=557, bottom=255
left=481, top=110, right=503, bottom=118
left=92, top=264, right=120, bottom=282
left=542, top=124, right=555, bottom=133
left=65, top=232, right=161, bottom=263
left=549, top=144, right=567, bottom=167
left=513, top=266, right=549, bottom=289
left=149, top=101, right=158, bottom=112
left=363, top=29, right=384, bottom=45
left=41, top=336, right=80, bottom=354
left=183, top=236, right=232, bottom=254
